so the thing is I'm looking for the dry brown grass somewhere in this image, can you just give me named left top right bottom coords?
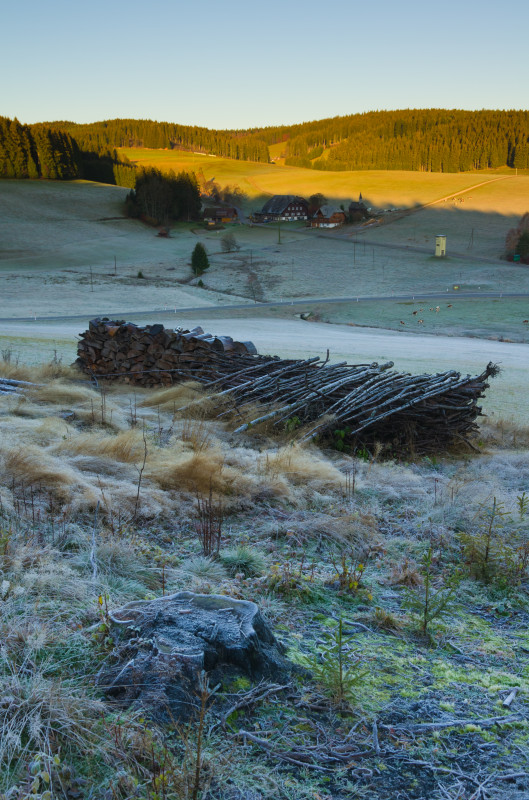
left=1, top=445, right=80, bottom=500
left=28, top=380, right=101, bottom=407
left=147, top=443, right=252, bottom=496
left=56, top=429, right=147, bottom=463
left=261, top=444, right=343, bottom=488
left=372, top=607, right=405, bottom=630
left=139, top=381, right=205, bottom=410
left=479, top=418, right=529, bottom=450
left=387, top=557, right=422, bottom=587
left=0, top=358, right=77, bottom=383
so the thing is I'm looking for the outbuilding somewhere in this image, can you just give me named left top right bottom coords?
left=311, top=205, right=346, bottom=228
left=203, top=207, right=238, bottom=225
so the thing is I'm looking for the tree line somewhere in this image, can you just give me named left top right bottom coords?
left=51, top=118, right=270, bottom=163
left=0, top=116, right=136, bottom=185
left=3, top=110, right=528, bottom=184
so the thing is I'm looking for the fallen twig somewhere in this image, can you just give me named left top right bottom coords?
left=381, top=714, right=521, bottom=732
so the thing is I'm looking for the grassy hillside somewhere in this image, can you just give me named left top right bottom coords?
left=120, top=148, right=496, bottom=210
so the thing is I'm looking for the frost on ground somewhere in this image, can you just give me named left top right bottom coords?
left=0, top=359, right=528, bottom=800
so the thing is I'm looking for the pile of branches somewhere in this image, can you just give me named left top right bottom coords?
left=77, top=319, right=498, bottom=454
left=209, top=357, right=498, bottom=453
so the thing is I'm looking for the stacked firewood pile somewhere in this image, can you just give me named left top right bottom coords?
left=76, top=318, right=259, bottom=386
left=76, top=319, right=497, bottom=453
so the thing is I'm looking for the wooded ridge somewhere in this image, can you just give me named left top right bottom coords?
left=2, top=109, right=528, bottom=184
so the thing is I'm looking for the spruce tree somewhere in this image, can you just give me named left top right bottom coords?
left=191, top=242, right=209, bottom=275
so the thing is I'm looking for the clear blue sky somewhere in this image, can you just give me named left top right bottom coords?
left=2, top=0, right=527, bottom=129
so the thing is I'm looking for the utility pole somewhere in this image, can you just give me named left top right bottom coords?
left=277, top=218, right=281, bottom=245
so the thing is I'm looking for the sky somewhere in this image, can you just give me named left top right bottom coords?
left=1, top=0, right=527, bottom=129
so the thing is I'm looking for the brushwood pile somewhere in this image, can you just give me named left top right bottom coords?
left=77, top=319, right=498, bottom=454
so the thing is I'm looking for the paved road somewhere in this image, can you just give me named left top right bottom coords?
left=0, top=290, right=528, bottom=324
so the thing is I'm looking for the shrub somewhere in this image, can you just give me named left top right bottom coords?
left=221, top=232, right=238, bottom=253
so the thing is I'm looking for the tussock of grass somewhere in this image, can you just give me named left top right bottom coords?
left=261, top=444, right=343, bottom=488
left=28, top=380, right=101, bottom=407
left=181, top=555, right=228, bottom=583
left=56, top=429, right=147, bottom=463
left=220, top=545, right=266, bottom=577
left=2, top=445, right=81, bottom=499
left=22, top=561, right=91, bottom=604
left=0, top=667, right=105, bottom=776
left=147, top=443, right=251, bottom=496
left=139, top=381, right=204, bottom=410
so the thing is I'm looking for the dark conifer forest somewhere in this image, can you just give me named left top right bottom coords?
left=276, top=109, right=529, bottom=171
left=1, top=110, right=528, bottom=188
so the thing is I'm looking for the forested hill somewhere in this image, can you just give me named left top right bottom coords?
left=50, top=119, right=270, bottom=164
left=2, top=110, right=528, bottom=184
left=40, top=110, right=529, bottom=173
left=267, top=109, right=529, bottom=172
left=0, top=116, right=81, bottom=179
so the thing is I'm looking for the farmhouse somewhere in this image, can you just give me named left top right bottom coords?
left=311, top=205, right=346, bottom=228
left=203, top=207, right=238, bottom=225
left=255, top=195, right=309, bottom=222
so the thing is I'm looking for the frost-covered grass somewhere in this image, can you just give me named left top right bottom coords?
left=0, top=360, right=528, bottom=799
